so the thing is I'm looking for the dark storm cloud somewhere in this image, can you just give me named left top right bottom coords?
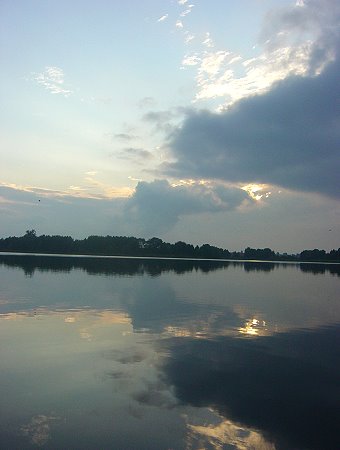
left=123, top=179, right=250, bottom=235
left=164, top=52, right=340, bottom=198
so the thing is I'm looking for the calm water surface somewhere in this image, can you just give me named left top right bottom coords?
left=0, top=255, right=339, bottom=450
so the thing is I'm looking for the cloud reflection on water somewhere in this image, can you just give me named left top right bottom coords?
left=0, top=257, right=339, bottom=449
left=20, top=414, right=61, bottom=447
left=161, top=325, right=340, bottom=450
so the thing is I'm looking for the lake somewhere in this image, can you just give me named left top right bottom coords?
left=0, top=254, right=339, bottom=450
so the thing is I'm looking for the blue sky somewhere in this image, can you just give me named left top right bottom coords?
left=1, top=0, right=339, bottom=252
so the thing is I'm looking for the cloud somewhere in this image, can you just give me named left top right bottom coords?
left=113, top=133, right=137, bottom=141
left=0, top=184, right=127, bottom=238
left=0, top=179, right=250, bottom=239
left=182, top=53, right=200, bottom=66
left=185, top=0, right=339, bottom=106
left=179, top=4, right=194, bottom=18
left=157, top=14, right=168, bottom=22
left=137, top=96, right=156, bottom=108
left=161, top=325, right=340, bottom=450
left=112, top=349, right=148, bottom=364
left=187, top=418, right=275, bottom=450
left=202, top=32, right=214, bottom=48
left=33, top=66, right=72, bottom=97
left=174, top=2, right=195, bottom=47
left=142, top=107, right=192, bottom=135
left=0, top=178, right=132, bottom=201
left=180, top=9, right=192, bottom=18
left=118, top=147, right=154, bottom=162
left=259, top=0, right=339, bottom=60
left=143, top=110, right=178, bottom=134
left=132, top=380, right=178, bottom=409
left=199, top=50, right=230, bottom=76
left=164, top=54, right=340, bottom=198
left=90, top=96, right=112, bottom=105
left=193, top=44, right=313, bottom=105
left=122, top=179, right=251, bottom=235
left=184, top=31, right=195, bottom=44
left=0, top=182, right=81, bottom=200
left=20, top=415, right=60, bottom=447
left=82, top=175, right=133, bottom=198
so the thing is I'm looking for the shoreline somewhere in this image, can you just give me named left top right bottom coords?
left=0, top=251, right=339, bottom=265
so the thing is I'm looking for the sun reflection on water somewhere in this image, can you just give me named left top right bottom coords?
left=186, top=413, right=276, bottom=449
left=238, top=318, right=269, bottom=336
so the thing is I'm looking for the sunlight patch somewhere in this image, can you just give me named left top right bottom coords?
left=242, top=184, right=271, bottom=201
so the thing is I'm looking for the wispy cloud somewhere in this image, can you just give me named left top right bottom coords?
left=118, top=147, right=154, bottom=163
left=180, top=8, right=193, bottom=18
left=184, top=31, right=195, bottom=44
left=0, top=176, right=133, bottom=201
left=84, top=171, right=98, bottom=177
left=0, top=182, right=78, bottom=199
left=137, top=96, right=156, bottom=108
left=128, top=176, right=143, bottom=182
left=174, top=1, right=195, bottom=47
left=182, top=54, right=200, bottom=66
left=202, top=32, right=214, bottom=48
left=157, top=14, right=168, bottom=23
left=82, top=174, right=133, bottom=198
left=90, top=95, right=113, bottom=105
left=33, top=66, right=72, bottom=97
left=113, top=133, right=137, bottom=141
left=143, top=109, right=180, bottom=134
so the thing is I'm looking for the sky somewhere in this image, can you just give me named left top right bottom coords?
left=0, top=0, right=339, bottom=252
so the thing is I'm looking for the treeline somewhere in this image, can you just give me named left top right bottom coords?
left=0, top=230, right=339, bottom=262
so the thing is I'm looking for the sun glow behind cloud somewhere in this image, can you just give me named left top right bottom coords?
left=241, top=184, right=272, bottom=201
left=0, top=180, right=133, bottom=201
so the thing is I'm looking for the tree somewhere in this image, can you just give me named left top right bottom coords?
left=25, top=229, right=37, bottom=238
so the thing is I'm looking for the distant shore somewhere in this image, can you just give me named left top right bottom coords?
left=0, top=230, right=339, bottom=263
